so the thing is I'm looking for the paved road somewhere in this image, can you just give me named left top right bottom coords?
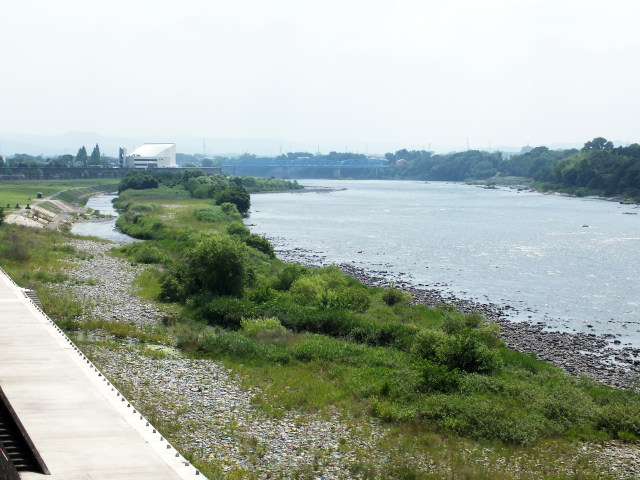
left=0, top=268, right=205, bottom=479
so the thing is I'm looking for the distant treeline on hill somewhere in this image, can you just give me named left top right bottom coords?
left=384, top=137, right=640, bottom=200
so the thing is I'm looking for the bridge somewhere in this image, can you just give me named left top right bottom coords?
left=220, top=160, right=388, bottom=179
left=0, top=267, right=207, bottom=479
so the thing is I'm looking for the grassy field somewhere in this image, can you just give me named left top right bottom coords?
left=0, top=174, right=637, bottom=479
left=0, top=178, right=120, bottom=207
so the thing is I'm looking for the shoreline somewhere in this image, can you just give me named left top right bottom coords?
left=270, top=243, right=640, bottom=389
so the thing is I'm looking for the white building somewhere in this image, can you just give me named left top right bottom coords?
left=120, top=143, right=177, bottom=169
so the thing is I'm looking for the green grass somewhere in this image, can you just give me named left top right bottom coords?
left=0, top=179, right=120, bottom=207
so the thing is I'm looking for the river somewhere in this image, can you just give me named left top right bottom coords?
left=70, top=194, right=135, bottom=243
left=246, top=180, right=640, bottom=349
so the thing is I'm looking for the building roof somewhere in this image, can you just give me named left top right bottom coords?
left=130, top=143, right=175, bottom=157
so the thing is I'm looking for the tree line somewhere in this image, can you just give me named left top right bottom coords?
left=1, top=143, right=114, bottom=168
left=384, top=137, right=640, bottom=200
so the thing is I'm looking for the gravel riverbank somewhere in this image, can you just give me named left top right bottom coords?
left=59, top=237, right=640, bottom=478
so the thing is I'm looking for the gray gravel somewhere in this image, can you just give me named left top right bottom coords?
left=62, top=239, right=166, bottom=326
left=61, top=237, right=640, bottom=478
left=85, top=346, right=387, bottom=478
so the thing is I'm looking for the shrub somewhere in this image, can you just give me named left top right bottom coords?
left=158, top=272, right=186, bottom=302
left=436, top=333, right=502, bottom=374
left=421, top=395, right=542, bottom=445
left=215, top=186, right=251, bottom=214
left=477, top=322, right=503, bottom=348
left=441, top=312, right=465, bottom=334
left=594, top=402, right=640, bottom=440
left=245, top=234, right=275, bottom=257
left=195, top=296, right=258, bottom=329
left=186, top=235, right=247, bottom=297
left=220, top=202, right=242, bottom=219
left=131, top=203, right=157, bottom=212
left=194, top=206, right=227, bottom=223
left=247, top=285, right=278, bottom=303
left=412, top=328, right=448, bottom=360
left=290, top=276, right=324, bottom=306
left=464, top=311, right=484, bottom=328
left=173, top=323, right=202, bottom=351
left=418, top=360, right=461, bottom=393
left=199, top=330, right=290, bottom=364
left=241, top=316, right=285, bottom=336
left=273, top=264, right=308, bottom=291
left=118, top=172, right=159, bottom=192
left=382, top=286, right=411, bottom=306
left=227, top=221, right=250, bottom=236
left=133, top=244, right=166, bottom=264
left=324, top=287, right=370, bottom=313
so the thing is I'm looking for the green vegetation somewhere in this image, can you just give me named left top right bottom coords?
left=107, top=179, right=640, bottom=449
left=384, top=137, right=640, bottom=201
left=0, top=179, right=120, bottom=207
left=1, top=177, right=637, bottom=478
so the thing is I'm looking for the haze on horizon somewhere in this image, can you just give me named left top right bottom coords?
left=1, top=0, right=639, bottom=156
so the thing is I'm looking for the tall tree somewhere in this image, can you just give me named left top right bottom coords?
left=75, top=146, right=88, bottom=165
left=89, top=143, right=101, bottom=165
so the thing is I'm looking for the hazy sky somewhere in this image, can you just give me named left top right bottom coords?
left=2, top=0, right=639, bottom=153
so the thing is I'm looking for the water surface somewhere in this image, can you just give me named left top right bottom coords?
left=247, top=180, right=640, bottom=347
left=71, top=194, right=135, bottom=243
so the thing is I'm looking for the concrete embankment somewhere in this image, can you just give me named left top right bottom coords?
left=0, top=265, right=205, bottom=479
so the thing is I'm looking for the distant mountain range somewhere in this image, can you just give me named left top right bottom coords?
left=0, top=131, right=589, bottom=158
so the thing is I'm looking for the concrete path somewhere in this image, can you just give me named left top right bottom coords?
left=0, top=268, right=206, bottom=479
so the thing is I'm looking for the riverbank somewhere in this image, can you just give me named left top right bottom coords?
left=268, top=242, right=640, bottom=390
left=59, top=238, right=640, bottom=479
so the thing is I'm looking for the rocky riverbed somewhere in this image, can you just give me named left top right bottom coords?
left=59, top=237, right=640, bottom=478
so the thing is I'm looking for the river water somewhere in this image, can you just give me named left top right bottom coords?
left=70, top=194, right=135, bottom=243
left=246, top=180, right=640, bottom=347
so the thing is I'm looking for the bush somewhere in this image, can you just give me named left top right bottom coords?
left=421, top=395, right=543, bottom=445
left=220, top=202, right=242, bottom=219
left=382, top=286, right=411, bottom=306
left=290, top=276, right=324, bottom=306
left=247, top=285, right=278, bottom=303
left=273, top=264, right=308, bottom=290
left=118, top=172, right=159, bottom=192
left=121, top=243, right=166, bottom=264
left=215, top=186, right=251, bottom=214
left=441, top=312, right=465, bottom=334
left=324, top=287, right=370, bottom=313
left=241, top=316, right=285, bottom=336
left=437, top=333, right=502, bottom=374
left=186, top=235, right=248, bottom=298
left=412, top=328, right=448, bottom=360
left=199, top=330, right=290, bottom=364
left=194, top=206, right=227, bottom=223
left=227, top=221, right=250, bottom=236
left=195, top=296, right=258, bottom=329
left=418, top=360, right=461, bottom=393
left=594, top=402, right=640, bottom=440
left=245, top=234, right=275, bottom=257
left=464, top=311, right=484, bottom=328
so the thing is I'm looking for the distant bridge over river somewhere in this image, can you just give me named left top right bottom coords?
left=221, top=160, right=388, bottom=179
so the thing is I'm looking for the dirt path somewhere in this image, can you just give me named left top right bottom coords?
left=4, top=193, right=85, bottom=230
